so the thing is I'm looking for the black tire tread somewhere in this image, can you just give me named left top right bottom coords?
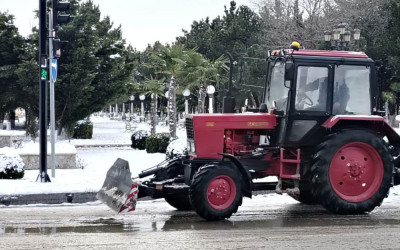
left=163, top=186, right=192, bottom=211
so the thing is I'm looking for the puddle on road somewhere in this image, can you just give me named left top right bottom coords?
left=2, top=210, right=400, bottom=235
left=0, top=218, right=140, bottom=235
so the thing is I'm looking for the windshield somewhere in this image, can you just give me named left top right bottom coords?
left=265, top=61, right=289, bottom=113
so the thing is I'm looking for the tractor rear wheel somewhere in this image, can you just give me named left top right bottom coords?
left=190, top=164, right=243, bottom=221
left=312, top=130, right=392, bottom=214
left=163, top=185, right=192, bottom=211
left=289, top=164, right=318, bottom=204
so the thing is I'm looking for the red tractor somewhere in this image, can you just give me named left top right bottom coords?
left=98, top=46, right=400, bottom=221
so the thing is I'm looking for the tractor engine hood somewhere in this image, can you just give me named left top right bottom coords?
left=186, top=113, right=277, bottom=130
left=185, top=113, right=277, bottom=159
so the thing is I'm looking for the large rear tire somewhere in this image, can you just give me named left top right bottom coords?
left=288, top=164, right=318, bottom=204
left=312, top=130, right=392, bottom=214
left=163, top=185, right=192, bottom=211
left=190, top=164, right=243, bottom=221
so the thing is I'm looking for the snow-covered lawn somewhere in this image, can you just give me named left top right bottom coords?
left=57, top=116, right=170, bottom=146
left=0, top=116, right=185, bottom=196
left=0, top=148, right=166, bottom=195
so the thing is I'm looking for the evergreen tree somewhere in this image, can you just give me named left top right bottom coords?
left=54, top=0, right=136, bottom=132
left=178, top=1, right=264, bottom=109
left=0, top=12, right=24, bottom=121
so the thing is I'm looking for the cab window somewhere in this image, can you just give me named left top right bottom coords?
left=333, top=65, right=371, bottom=115
left=295, top=66, right=329, bottom=112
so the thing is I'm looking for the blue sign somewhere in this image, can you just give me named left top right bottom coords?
left=51, top=59, right=57, bottom=82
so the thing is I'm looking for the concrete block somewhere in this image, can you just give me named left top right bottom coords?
left=19, top=153, right=76, bottom=170
left=0, top=135, right=12, bottom=148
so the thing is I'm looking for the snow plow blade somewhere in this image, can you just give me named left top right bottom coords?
left=97, top=158, right=138, bottom=213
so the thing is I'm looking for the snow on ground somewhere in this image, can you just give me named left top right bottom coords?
left=0, top=148, right=166, bottom=195
left=56, top=116, right=174, bottom=146
left=17, top=141, right=77, bottom=154
left=0, top=116, right=186, bottom=196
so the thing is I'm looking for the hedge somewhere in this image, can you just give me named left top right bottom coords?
left=145, top=133, right=170, bottom=153
left=73, top=120, right=93, bottom=139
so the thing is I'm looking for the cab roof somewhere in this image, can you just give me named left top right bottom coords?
left=287, top=49, right=369, bottom=59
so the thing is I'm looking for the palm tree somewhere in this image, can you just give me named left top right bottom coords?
left=176, top=51, right=229, bottom=113
left=138, top=76, right=165, bottom=135
left=152, top=44, right=186, bottom=138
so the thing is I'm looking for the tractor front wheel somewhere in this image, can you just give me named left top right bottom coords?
left=163, top=185, right=192, bottom=211
left=190, top=164, right=243, bottom=221
left=312, top=130, right=392, bottom=214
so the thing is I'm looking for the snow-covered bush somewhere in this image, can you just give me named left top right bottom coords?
left=131, top=130, right=148, bottom=150
left=0, top=149, right=25, bottom=179
left=145, top=133, right=170, bottom=153
left=73, top=120, right=93, bottom=139
left=166, top=138, right=187, bottom=159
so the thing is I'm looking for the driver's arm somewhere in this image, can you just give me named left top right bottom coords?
left=304, top=78, right=320, bottom=92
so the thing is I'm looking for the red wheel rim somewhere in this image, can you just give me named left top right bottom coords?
left=207, top=175, right=236, bottom=210
left=329, top=142, right=384, bottom=202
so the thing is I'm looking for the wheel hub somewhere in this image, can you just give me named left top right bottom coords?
left=348, top=162, right=364, bottom=178
left=207, top=175, right=236, bottom=210
left=329, top=142, right=384, bottom=202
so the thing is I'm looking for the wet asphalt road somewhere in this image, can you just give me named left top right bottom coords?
left=1, top=193, right=400, bottom=250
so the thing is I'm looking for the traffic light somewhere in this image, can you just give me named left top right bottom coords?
left=52, top=38, right=61, bottom=58
left=52, top=0, right=71, bottom=31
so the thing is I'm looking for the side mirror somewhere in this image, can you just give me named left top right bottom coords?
left=285, top=61, right=294, bottom=82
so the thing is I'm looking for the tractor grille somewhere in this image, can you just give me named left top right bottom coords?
left=185, top=118, right=194, bottom=139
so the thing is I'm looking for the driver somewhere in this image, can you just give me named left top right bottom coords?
left=332, top=80, right=350, bottom=114
left=297, top=76, right=328, bottom=110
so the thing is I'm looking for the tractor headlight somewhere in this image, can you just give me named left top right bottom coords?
left=187, top=140, right=196, bottom=152
left=191, top=141, right=196, bottom=152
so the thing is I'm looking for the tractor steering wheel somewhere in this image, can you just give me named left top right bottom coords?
left=296, top=93, right=314, bottom=108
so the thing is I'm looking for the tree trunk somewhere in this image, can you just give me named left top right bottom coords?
left=198, top=85, right=206, bottom=113
left=168, top=76, right=177, bottom=138
left=150, top=94, right=156, bottom=135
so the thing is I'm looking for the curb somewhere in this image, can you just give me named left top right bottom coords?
left=0, top=192, right=98, bottom=206
left=74, top=144, right=131, bottom=148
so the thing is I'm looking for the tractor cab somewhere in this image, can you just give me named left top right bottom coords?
left=265, top=47, right=376, bottom=147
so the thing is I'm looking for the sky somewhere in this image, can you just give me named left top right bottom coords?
left=0, top=0, right=255, bottom=51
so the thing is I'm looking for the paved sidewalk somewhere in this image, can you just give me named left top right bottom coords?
left=0, top=192, right=98, bottom=206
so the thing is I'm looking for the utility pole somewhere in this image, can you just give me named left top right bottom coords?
left=38, top=0, right=50, bottom=182
left=38, top=0, right=70, bottom=182
left=49, top=7, right=56, bottom=178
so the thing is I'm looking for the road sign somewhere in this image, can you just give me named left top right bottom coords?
left=51, top=59, right=57, bottom=82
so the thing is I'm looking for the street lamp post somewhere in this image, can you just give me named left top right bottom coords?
left=139, top=94, right=145, bottom=122
left=183, top=89, right=190, bottom=115
left=122, top=102, right=126, bottom=120
left=324, top=23, right=361, bottom=51
left=206, top=85, right=215, bottom=114
left=130, top=95, right=135, bottom=120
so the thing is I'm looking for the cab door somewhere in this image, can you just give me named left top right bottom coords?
left=284, top=62, right=333, bottom=147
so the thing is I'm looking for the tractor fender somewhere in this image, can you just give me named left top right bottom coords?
left=218, top=153, right=252, bottom=198
left=322, top=115, right=400, bottom=146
